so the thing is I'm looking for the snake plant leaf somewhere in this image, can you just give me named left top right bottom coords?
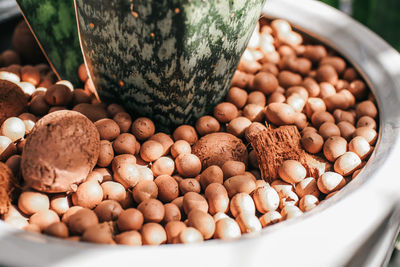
left=75, top=0, right=266, bottom=131
left=16, top=0, right=84, bottom=87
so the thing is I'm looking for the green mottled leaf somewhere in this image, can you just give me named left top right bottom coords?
left=16, top=0, right=83, bottom=86
left=76, top=0, right=266, bottom=130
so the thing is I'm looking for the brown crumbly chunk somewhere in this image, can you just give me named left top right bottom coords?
left=21, top=110, right=100, bottom=193
left=246, top=124, right=329, bottom=182
left=0, top=80, right=27, bottom=124
left=192, top=132, right=248, bottom=169
left=0, top=162, right=19, bottom=215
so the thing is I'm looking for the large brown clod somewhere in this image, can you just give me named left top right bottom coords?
left=0, top=80, right=27, bottom=125
left=0, top=162, right=19, bottom=215
left=192, top=132, right=248, bottom=169
left=21, top=110, right=100, bottom=193
left=246, top=124, right=329, bottom=182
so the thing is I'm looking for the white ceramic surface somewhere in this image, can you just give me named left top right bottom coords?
left=1, top=0, right=400, bottom=266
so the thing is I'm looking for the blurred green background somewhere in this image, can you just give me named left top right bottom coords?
left=320, top=0, right=400, bottom=51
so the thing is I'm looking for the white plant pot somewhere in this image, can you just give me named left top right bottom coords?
left=1, top=0, right=400, bottom=266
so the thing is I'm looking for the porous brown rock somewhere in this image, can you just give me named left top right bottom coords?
left=246, top=124, right=329, bottom=182
left=21, top=110, right=100, bottom=193
left=192, top=132, right=248, bottom=169
left=0, top=80, right=27, bottom=124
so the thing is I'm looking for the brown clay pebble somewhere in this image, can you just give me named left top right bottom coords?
left=179, top=178, right=201, bottom=195
left=238, top=58, right=261, bottom=74
left=138, top=198, right=165, bottom=223
left=73, top=103, right=108, bottom=122
left=68, top=208, right=99, bottom=235
left=163, top=203, right=181, bottom=223
left=72, top=181, right=103, bottom=209
left=106, top=104, right=124, bottom=117
left=95, top=119, right=120, bottom=141
left=43, top=222, right=69, bottom=238
left=183, top=192, right=208, bottom=214
left=117, top=208, right=144, bottom=231
left=260, top=62, right=279, bottom=76
left=199, top=165, right=224, bottom=189
left=72, top=89, right=91, bottom=105
left=0, top=50, right=20, bottom=66
left=337, top=121, right=356, bottom=141
left=319, top=122, right=341, bottom=139
left=303, top=45, right=327, bottom=62
left=141, top=223, right=167, bottom=245
left=78, top=64, right=89, bottom=82
left=175, top=154, right=202, bottom=178
left=28, top=210, right=60, bottom=232
left=44, top=84, right=73, bottom=106
left=61, top=206, right=83, bottom=224
left=357, top=116, right=376, bottom=129
left=101, top=181, right=126, bottom=203
left=113, top=112, right=132, bottom=133
left=204, top=183, right=229, bottom=215
left=151, top=157, right=175, bottom=177
left=301, top=132, right=324, bottom=154
left=112, top=160, right=140, bottom=188
left=356, top=100, right=378, bottom=119
left=115, top=231, right=142, bottom=246
left=165, top=221, right=186, bottom=244
left=247, top=91, right=266, bottom=107
left=311, top=111, right=335, bottom=129
left=231, top=70, right=251, bottom=88
left=131, top=117, right=155, bottom=141
left=224, top=175, right=256, bottom=198
left=113, top=133, right=136, bottom=155
left=278, top=160, right=306, bottom=184
left=149, top=133, right=174, bottom=155
left=302, top=77, right=320, bottom=97
left=132, top=180, right=158, bottom=204
left=333, top=109, right=356, bottom=125
left=154, top=175, right=179, bottom=203
left=317, top=172, right=345, bottom=194
left=170, top=140, right=191, bottom=158
left=187, top=209, right=215, bottom=239
left=81, top=222, right=115, bottom=244
left=334, top=152, right=362, bottom=176
left=50, top=195, right=70, bottom=216
left=18, top=191, right=49, bottom=215
left=349, top=80, right=367, bottom=100
left=316, top=65, right=338, bottom=85
left=195, top=116, right=221, bottom=136
left=226, top=87, right=248, bottom=108
left=20, top=65, right=39, bottom=86
left=268, top=92, right=286, bottom=105
left=323, top=136, right=348, bottom=162
left=353, top=127, right=377, bottom=145
left=213, top=102, right=239, bottom=123
left=278, top=71, right=302, bottom=88
left=221, top=160, right=246, bottom=179
left=94, top=200, right=123, bottom=222
left=243, top=104, right=265, bottom=122
left=252, top=72, right=279, bottom=94
left=321, top=56, right=346, bottom=74
left=265, top=103, right=296, bottom=126
left=227, top=117, right=252, bottom=138
left=140, top=140, right=164, bottom=162
left=173, top=125, right=199, bottom=145
left=97, top=140, right=114, bottom=167
left=21, top=111, right=100, bottom=193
